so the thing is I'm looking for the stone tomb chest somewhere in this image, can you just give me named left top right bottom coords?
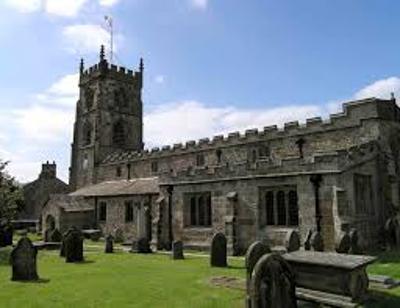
left=283, top=251, right=376, bottom=304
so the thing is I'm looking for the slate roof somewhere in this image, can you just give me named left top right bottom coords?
left=69, top=177, right=160, bottom=197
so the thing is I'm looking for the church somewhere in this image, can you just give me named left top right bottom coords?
left=40, top=45, right=400, bottom=254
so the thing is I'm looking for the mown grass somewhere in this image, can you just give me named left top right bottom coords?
left=0, top=242, right=245, bottom=308
left=2, top=236, right=400, bottom=308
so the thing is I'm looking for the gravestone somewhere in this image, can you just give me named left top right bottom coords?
left=248, top=253, right=297, bottom=308
left=137, top=237, right=151, bottom=253
left=210, top=233, right=227, bottom=267
left=60, top=228, right=74, bottom=257
left=349, top=229, right=361, bottom=254
left=335, top=231, right=351, bottom=253
left=114, top=228, right=124, bottom=243
left=64, top=229, right=84, bottom=262
left=245, top=241, right=271, bottom=306
left=105, top=235, right=114, bottom=253
left=172, top=240, right=184, bottom=260
left=48, top=229, right=62, bottom=242
left=310, top=231, right=324, bottom=252
left=285, top=230, right=300, bottom=252
left=304, top=229, right=312, bottom=251
left=10, top=237, right=39, bottom=281
left=384, top=217, right=400, bottom=250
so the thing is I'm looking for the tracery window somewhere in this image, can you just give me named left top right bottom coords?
left=186, top=192, right=212, bottom=227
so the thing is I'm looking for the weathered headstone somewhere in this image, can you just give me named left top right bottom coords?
left=384, top=217, right=399, bottom=250
left=60, top=228, right=74, bottom=257
left=10, top=237, right=39, bottom=281
left=64, top=229, right=84, bottom=263
left=172, top=240, right=184, bottom=260
left=285, top=230, right=300, bottom=252
left=310, top=231, right=324, bottom=252
left=105, top=235, right=114, bottom=253
left=137, top=237, right=152, bottom=253
left=210, top=232, right=227, bottom=267
left=245, top=241, right=271, bottom=306
left=335, top=231, right=351, bottom=253
left=349, top=229, right=361, bottom=254
left=304, top=229, right=312, bottom=251
left=114, top=228, right=124, bottom=243
left=48, top=228, right=62, bottom=242
left=248, top=253, right=297, bottom=308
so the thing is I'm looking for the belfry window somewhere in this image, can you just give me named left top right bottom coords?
left=82, top=122, right=92, bottom=146
left=112, top=121, right=125, bottom=146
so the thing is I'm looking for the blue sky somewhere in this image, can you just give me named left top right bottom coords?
left=1, top=0, right=400, bottom=182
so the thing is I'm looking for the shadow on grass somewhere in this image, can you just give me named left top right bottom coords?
left=364, top=290, right=400, bottom=308
left=12, top=278, right=50, bottom=284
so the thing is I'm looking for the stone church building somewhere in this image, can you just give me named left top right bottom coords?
left=41, top=46, right=400, bottom=254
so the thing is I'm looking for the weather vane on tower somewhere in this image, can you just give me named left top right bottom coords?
left=104, top=15, right=113, bottom=64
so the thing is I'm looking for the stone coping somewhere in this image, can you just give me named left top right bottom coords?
left=283, top=251, right=377, bottom=270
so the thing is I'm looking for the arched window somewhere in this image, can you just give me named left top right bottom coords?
left=288, top=190, right=299, bottom=226
left=277, top=191, right=286, bottom=225
left=198, top=196, right=205, bottom=226
left=266, top=191, right=274, bottom=226
left=85, top=88, right=94, bottom=110
left=190, top=197, right=197, bottom=225
left=82, top=122, right=92, bottom=146
left=112, top=121, right=125, bottom=146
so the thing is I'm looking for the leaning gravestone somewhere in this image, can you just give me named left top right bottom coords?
left=10, top=237, right=39, bottom=281
left=285, top=230, right=300, bottom=252
left=335, top=231, right=351, bottom=253
left=310, top=231, right=324, bottom=252
left=210, top=233, right=227, bottom=267
left=245, top=241, right=271, bottom=306
left=48, top=229, right=62, bottom=242
left=64, top=229, right=84, bottom=263
left=105, top=235, right=114, bottom=253
left=248, top=253, right=297, bottom=308
left=137, top=237, right=152, bottom=253
left=172, top=240, right=184, bottom=260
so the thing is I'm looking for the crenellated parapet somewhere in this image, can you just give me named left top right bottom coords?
left=101, top=97, right=397, bottom=165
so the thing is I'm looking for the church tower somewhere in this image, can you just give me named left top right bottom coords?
left=69, top=46, right=144, bottom=190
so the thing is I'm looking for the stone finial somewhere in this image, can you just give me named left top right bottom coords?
left=79, top=58, right=84, bottom=74
left=100, top=45, right=105, bottom=62
left=139, top=58, right=144, bottom=73
left=391, top=92, right=395, bottom=100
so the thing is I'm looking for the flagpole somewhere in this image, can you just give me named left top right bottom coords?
left=104, top=16, right=113, bottom=64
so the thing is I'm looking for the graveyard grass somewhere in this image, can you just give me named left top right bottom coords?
left=0, top=242, right=245, bottom=308
left=2, top=241, right=400, bottom=308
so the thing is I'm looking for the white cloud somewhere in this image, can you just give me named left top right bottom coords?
left=36, top=73, right=79, bottom=107
left=62, top=24, right=112, bottom=55
left=45, top=0, right=89, bottom=17
left=99, top=0, right=119, bottom=6
left=144, top=101, right=321, bottom=148
left=354, top=77, right=400, bottom=100
left=190, top=0, right=208, bottom=10
left=4, top=0, right=42, bottom=13
left=154, top=75, right=165, bottom=84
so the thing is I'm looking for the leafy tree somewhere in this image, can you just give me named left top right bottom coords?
left=0, top=160, right=23, bottom=227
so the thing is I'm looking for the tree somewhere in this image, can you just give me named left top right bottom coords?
left=0, top=160, right=23, bottom=228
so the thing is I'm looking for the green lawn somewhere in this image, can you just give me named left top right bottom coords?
left=2, top=238, right=400, bottom=308
left=0, top=242, right=245, bottom=308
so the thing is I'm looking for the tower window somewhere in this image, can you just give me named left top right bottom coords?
left=85, top=88, right=94, bottom=110
left=266, top=191, right=274, bottom=225
left=83, top=122, right=92, bottom=146
left=288, top=190, right=299, bottom=226
left=99, top=202, right=107, bottom=222
left=277, top=191, right=286, bottom=225
left=112, top=121, right=125, bottom=146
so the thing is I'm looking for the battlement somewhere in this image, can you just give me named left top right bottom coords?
left=79, top=46, right=143, bottom=85
left=40, top=161, right=57, bottom=179
left=102, top=97, right=397, bottom=165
